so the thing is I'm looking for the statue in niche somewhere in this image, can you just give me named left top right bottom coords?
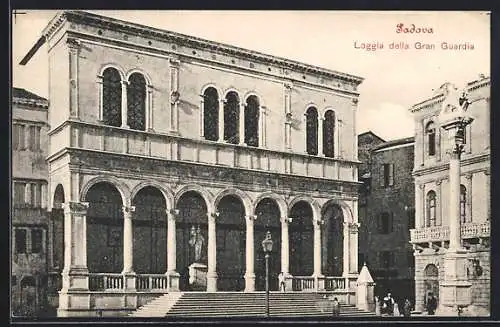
left=189, top=225, right=205, bottom=263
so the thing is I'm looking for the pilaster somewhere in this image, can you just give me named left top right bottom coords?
left=207, top=212, right=218, bottom=292
left=166, top=209, right=180, bottom=291
left=244, top=215, right=256, bottom=292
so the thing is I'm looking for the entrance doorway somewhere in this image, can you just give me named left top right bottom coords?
left=424, top=264, right=439, bottom=307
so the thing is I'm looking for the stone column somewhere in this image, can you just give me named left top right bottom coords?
left=436, top=126, right=442, bottom=161
left=122, top=206, right=136, bottom=290
left=169, top=58, right=180, bottom=134
left=60, top=202, right=89, bottom=291
left=244, top=215, right=256, bottom=292
left=97, top=75, right=104, bottom=122
left=146, top=85, right=153, bottom=131
left=218, top=99, right=225, bottom=142
left=284, top=83, right=293, bottom=150
left=343, top=222, right=350, bottom=277
left=207, top=212, right=218, bottom=292
left=465, top=174, right=473, bottom=223
left=421, top=120, right=426, bottom=166
left=166, top=209, right=180, bottom=291
left=436, top=180, right=442, bottom=226
left=260, top=106, right=267, bottom=148
left=448, top=151, right=461, bottom=250
left=313, top=219, right=324, bottom=290
left=415, top=183, right=423, bottom=228
left=349, top=222, right=360, bottom=273
left=280, top=217, right=292, bottom=290
left=318, top=117, right=324, bottom=156
left=67, top=38, right=80, bottom=120
left=121, top=80, right=129, bottom=128
left=239, top=102, right=246, bottom=145
left=199, top=97, right=205, bottom=139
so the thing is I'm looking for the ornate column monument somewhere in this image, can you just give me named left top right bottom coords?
left=436, top=84, right=473, bottom=316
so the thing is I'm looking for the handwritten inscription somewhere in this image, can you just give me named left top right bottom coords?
left=354, top=41, right=475, bottom=52
left=396, top=23, right=434, bottom=34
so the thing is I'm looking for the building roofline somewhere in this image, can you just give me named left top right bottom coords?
left=12, top=87, right=49, bottom=109
left=358, top=130, right=386, bottom=143
left=21, top=10, right=364, bottom=85
left=371, top=136, right=414, bottom=152
left=409, top=76, right=490, bottom=113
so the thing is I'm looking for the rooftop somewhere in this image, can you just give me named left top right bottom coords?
left=12, top=87, right=49, bottom=108
left=372, top=136, right=414, bottom=152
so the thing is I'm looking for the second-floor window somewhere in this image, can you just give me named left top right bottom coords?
left=31, top=229, right=43, bottom=254
left=323, top=110, right=336, bottom=157
left=426, top=121, right=436, bottom=156
left=244, top=95, right=260, bottom=147
left=203, top=87, right=219, bottom=141
left=426, top=190, right=437, bottom=227
left=224, top=91, right=240, bottom=144
left=127, top=72, right=147, bottom=131
left=378, top=212, right=393, bottom=234
left=15, top=229, right=27, bottom=253
left=13, top=123, right=25, bottom=150
left=305, top=106, right=318, bottom=155
left=13, top=181, right=44, bottom=208
left=14, top=182, right=26, bottom=206
left=408, top=208, right=416, bottom=229
left=380, top=163, right=394, bottom=187
left=102, top=67, right=122, bottom=127
left=28, top=126, right=41, bottom=151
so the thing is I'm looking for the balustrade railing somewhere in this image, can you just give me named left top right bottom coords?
left=88, top=273, right=124, bottom=291
left=135, top=274, right=168, bottom=291
left=292, top=276, right=315, bottom=291
left=323, top=277, right=346, bottom=291
left=410, top=222, right=490, bottom=244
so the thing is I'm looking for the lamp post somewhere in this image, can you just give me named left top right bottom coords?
left=262, top=231, right=273, bottom=318
left=437, top=84, right=473, bottom=316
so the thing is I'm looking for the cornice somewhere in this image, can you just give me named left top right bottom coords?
left=412, top=152, right=490, bottom=177
left=46, top=10, right=364, bottom=85
left=12, top=97, right=49, bottom=109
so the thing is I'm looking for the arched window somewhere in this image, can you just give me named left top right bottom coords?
left=203, top=87, right=219, bottom=141
left=224, top=91, right=240, bottom=144
left=426, top=122, right=436, bottom=156
left=460, top=185, right=466, bottom=223
left=127, top=73, right=146, bottom=131
left=426, top=191, right=436, bottom=227
left=102, top=67, right=122, bottom=127
left=305, top=107, right=318, bottom=155
left=323, top=110, right=335, bottom=157
left=245, top=95, right=260, bottom=147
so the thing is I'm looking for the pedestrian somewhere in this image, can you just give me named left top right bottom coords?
left=382, top=292, right=395, bottom=316
left=332, top=297, right=340, bottom=317
left=402, top=298, right=412, bottom=317
left=278, top=272, right=285, bottom=292
left=393, top=302, right=400, bottom=317
left=426, top=293, right=437, bottom=315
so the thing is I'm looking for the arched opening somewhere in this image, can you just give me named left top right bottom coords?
left=321, top=203, right=344, bottom=276
left=20, top=276, right=37, bottom=316
left=224, top=91, right=240, bottom=144
left=426, top=191, right=437, bottom=227
left=132, top=187, right=167, bottom=274
left=323, top=110, right=335, bottom=158
left=289, top=201, right=314, bottom=276
left=216, top=195, right=246, bottom=291
left=306, top=107, right=318, bottom=155
left=244, top=95, right=259, bottom=147
left=426, top=122, right=436, bottom=156
left=102, top=67, right=122, bottom=127
left=460, top=184, right=467, bottom=223
left=127, top=72, right=147, bottom=131
left=85, top=182, right=124, bottom=273
left=254, top=198, right=281, bottom=291
left=203, top=87, right=219, bottom=141
left=176, top=191, right=208, bottom=291
left=424, top=264, right=439, bottom=307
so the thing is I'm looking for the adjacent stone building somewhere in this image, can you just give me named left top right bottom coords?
left=358, top=133, right=415, bottom=305
left=20, top=10, right=364, bottom=316
left=409, top=77, right=490, bottom=314
left=11, top=88, right=50, bottom=316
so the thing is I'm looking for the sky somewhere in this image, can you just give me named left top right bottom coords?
left=12, top=10, right=490, bottom=141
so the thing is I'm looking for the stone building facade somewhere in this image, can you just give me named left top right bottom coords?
left=11, top=88, right=50, bottom=316
left=358, top=133, right=415, bottom=305
left=21, top=11, right=364, bottom=316
left=409, top=77, right=490, bottom=314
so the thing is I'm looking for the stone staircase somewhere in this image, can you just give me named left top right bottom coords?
left=129, top=292, right=376, bottom=318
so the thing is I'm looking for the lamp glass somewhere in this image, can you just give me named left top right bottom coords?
left=262, top=231, right=273, bottom=253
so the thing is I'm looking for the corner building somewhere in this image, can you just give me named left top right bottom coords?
left=23, top=11, right=364, bottom=316
left=409, top=77, right=490, bottom=314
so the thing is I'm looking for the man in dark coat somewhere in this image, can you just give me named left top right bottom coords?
left=426, top=293, right=438, bottom=315
left=402, top=298, right=412, bottom=317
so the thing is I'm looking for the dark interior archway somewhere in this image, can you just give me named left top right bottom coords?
left=289, top=201, right=314, bottom=276
left=322, top=203, right=344, bottom=276
left=176, top=191, right=208, bottom=291
left=254, top=198, right=281, bottom=291
left=132, top=186, right=167, bottom=274
left=85, top=182, right=124, bottom=273
left=216, top=195, right=246, bottom=291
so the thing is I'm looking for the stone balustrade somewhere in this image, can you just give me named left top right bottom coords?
left=410, top=222, right=490, bottom=244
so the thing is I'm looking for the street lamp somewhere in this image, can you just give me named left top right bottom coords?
left=261, top=231, right=273, bottom=318
left=437, top=84, right=474, bottom=315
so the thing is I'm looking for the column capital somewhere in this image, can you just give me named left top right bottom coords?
left=246, top=215, right=257, bottom=223
left=209, top=211, right=219, bottom=222
left=280, top=217, right=293, bottom=224
left=96, top=74, right=104, bottom=83
left=67, top=38, right=81, bottom=51
left=436, top=180, right=442, bottom=186
left=348, top=222, right=361, bottom=232
left=122, top=206, right=136, bottom=215
left=464, top=173, right=473, bottom=180
left=168, top=208, right=180, bottom=220
left=285, top=112, right=293, bottom=125
left=484, top=170, right=490, bottom=176
left=121, top=80, right=130, bottom=86
left=169, top=57, right=181, bottom=67
left=418, top=184, right=425, bottom=190
left=284, top=82, right=293, bottom=91
left=63, top=201, right=89, bottom=215
left=315, top=219, right=325, bottom=226
left=220, top=98, right=227, bottom=104
left=351, top=97, right=359, bottom=105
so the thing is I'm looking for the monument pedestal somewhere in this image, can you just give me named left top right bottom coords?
left=188, top=262, right=207, bottom=291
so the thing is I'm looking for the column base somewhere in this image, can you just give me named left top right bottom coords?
left=244, top=273, right=256, bottom=292
left=61, top=267, right=89, bottom=291
left=312, top=273, right=325, bottom=291
left=122, top=271, right=136, bottom=291
left=58, top=290, right=91, bottom=311
left=166, top=271, right=180, bottom=292
left=283, top=273, right=293, bottom=292
left=206, top=272, right=218, bottom=292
